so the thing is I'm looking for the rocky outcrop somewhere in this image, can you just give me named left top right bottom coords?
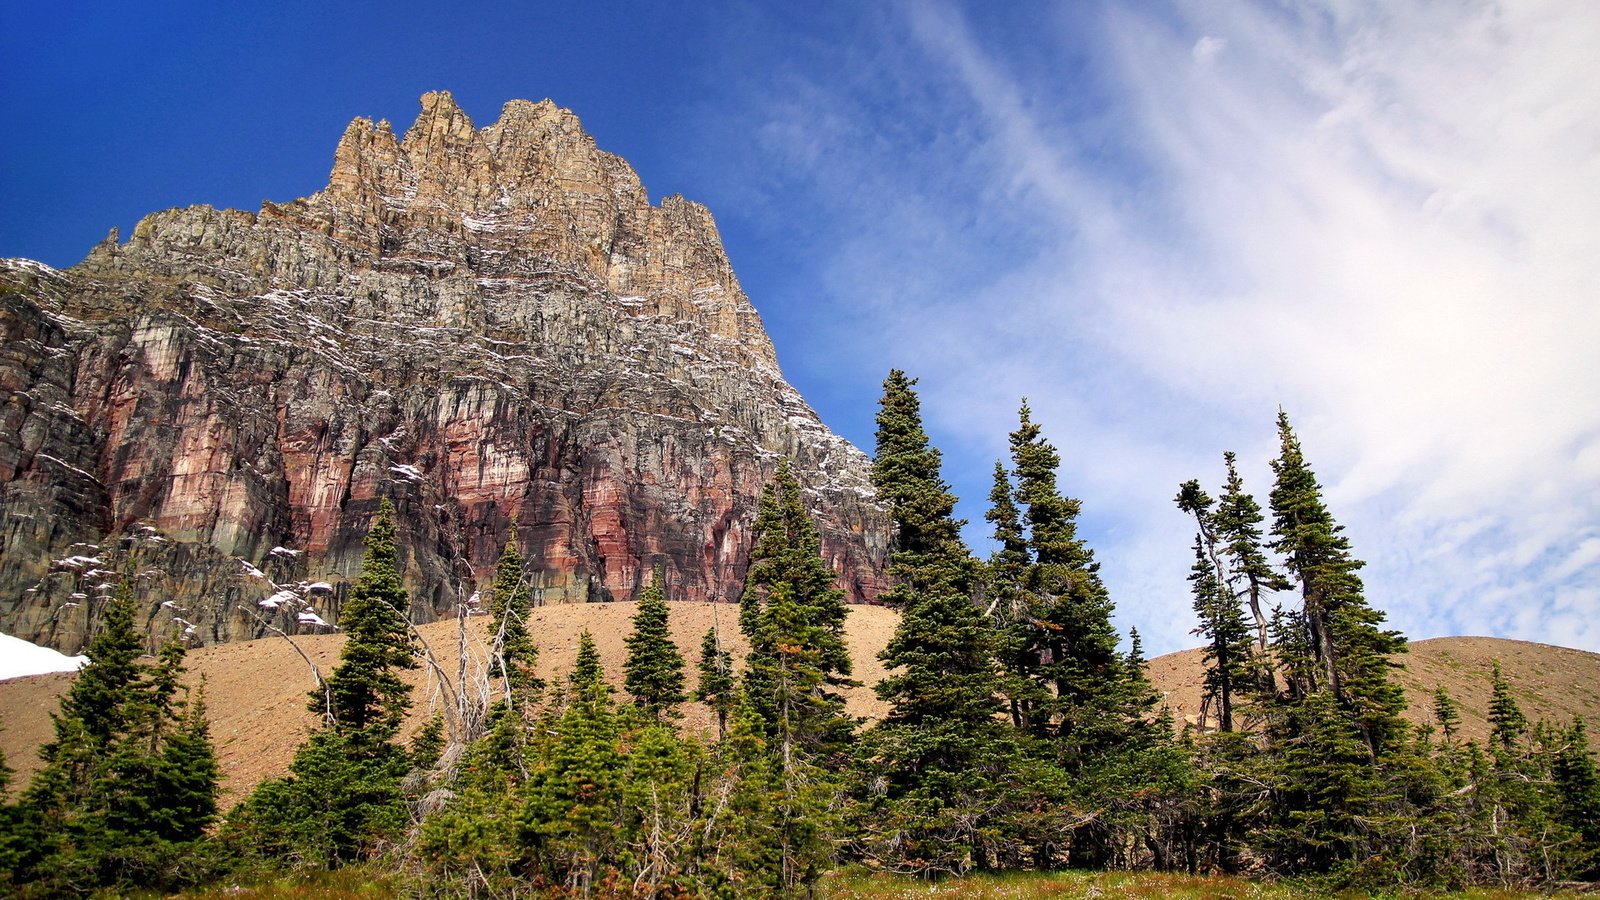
left=0, top=92, right=888, bottom=655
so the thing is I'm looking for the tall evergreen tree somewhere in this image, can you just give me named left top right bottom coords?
left=1213, top=451, right=1288, bottom=659
left=314, top=498, right=419, bottom=735
left=53, top=584, right=143, bottom=747
left=870, top=369, right=971, bottom=607
left=1269, top=411, right=1407, bottom=758
left=149, top=684, right=221, bottom=843
left=236, top=498, right=420, bottom=868
left=1005, top=401, right=1125, bottom=752
left=1176, top=480, right=1255, bottom=732
left=985, top=459, right=1045, bottom=730
left=1186, top=534, right=1253, bottom=732
left=1552, top=719, right=1600, bottom=878
left=739, top=461, right=855, bottom=762
left=12, top=584, right=220, bottom=893
left=862, top=370, right=1011, bottom=874
left=1260, top=690, right=1385, bottom=875
left=869, top=372, right=995, bottom=727
left=988, top=403, right=1167, bottom=870
left=486, top=531, right=541, bottom=705
left=624, top=569, right=687, bottom=720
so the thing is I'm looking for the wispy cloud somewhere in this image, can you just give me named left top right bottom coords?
left=698, top=0, right=1600, bottom=654
left=1092, top=1, right=1600, bottom=649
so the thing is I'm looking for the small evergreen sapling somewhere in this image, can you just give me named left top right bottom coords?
left=694, top=626, right=736, bottom=739
left=487, top=533, right=542, bottom=706
left=623, top=569, right=687, bottom=720
left=1433, top=687, right=1462, bottom=744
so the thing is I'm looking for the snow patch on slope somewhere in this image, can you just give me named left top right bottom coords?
left=0, top=632, right=87, bottom=680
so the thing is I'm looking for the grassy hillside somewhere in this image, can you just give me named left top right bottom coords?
left=0, top=601, right=898, bottom=802
left=1146, top=635, right=1600, bottom=746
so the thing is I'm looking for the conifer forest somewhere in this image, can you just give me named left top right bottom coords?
left=2, top=372, right=1597, bottom=897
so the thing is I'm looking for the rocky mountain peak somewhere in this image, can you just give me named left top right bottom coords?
left=1, top=93, right=886, bottom=654
left=79, top=91, right=773, bottom=368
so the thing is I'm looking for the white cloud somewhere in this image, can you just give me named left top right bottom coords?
left=703, top=1, right=1600, bottom=654
left=1089, top=0, right=1600, bottom=650
left=1192, top=36, right=1226, bottom=65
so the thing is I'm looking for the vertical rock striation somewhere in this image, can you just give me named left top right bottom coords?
left=0, top=92, right=888, bottom=654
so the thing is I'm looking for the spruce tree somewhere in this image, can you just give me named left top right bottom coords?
left=523, top=631, right=627, bottom=892
left=237, top=498, right=419, bottom=868
left=739, top=461, right=855, bottom=761
left=53, top=584, right=143, bottom=747
left=411, top=713, right=446, bottom=770
left=0, top=740, right=16, bottom=887
left=1005, top=402, right=1124, bottom=752
left=1261, top=690, right=1386, bottom=875
left=150, top=684, right=220, bottom=843
left=696, top=690, right=836, bottom=896
left=870, top=369, right=971, bottom=607
left=694, top=626, right=736, bottom=739
left=985, top=459, right=1046, bottom=730
left=863, top=370, right=1010, bottom=874
left=1213, top=452, right=1288, bottom=658
left=623, top=569, right=687, bottom=720
left=314, top=498, right=419, bottom=735
left=699, top=694, right=785, bottom=894
left=995, top=403, right=1161, bottom=869
left=487, top=532, right=541, bottom=705
left=1552, top=719, right=1600, bottom=878
left=619, top=722, right=700, bottom=894
left=1269, top=411, right=1407, bottom=758
left=1176, top=480, right=1255, bottom=732
left=14, top=585, right=220, bottom=892
left=1433, top=687, right=1462, bottom=744
left=1487, top=662, right=1527, bottom=750
left=571, top=629, right=609, bottom=699
left=869, top=371, right=996, bottom=727
left=1184, top=533, right=1253, bottom=732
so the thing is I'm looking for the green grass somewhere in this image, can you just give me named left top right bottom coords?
left=819, top=868, right=1569, bottom=899
left=145, top=867, right=1576, bottom=898
left=137, top=867, right=398, bottom=899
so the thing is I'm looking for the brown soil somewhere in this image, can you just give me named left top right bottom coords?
left=3, top=605, right=1594, bottom=807
left=0, top=601, right=898, bottom=804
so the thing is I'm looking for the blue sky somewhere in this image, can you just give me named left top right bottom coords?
left=3, top=1, right=1597, bottom=657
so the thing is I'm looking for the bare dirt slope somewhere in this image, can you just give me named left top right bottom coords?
left=4, top=608, right=1595, bottom=806
left=0, top=601, right=898, bottom=804
left=1146, top=636, right=1600, bottom=745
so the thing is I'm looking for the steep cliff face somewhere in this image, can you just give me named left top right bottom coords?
left=0, top=92, right=888, bottom=654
